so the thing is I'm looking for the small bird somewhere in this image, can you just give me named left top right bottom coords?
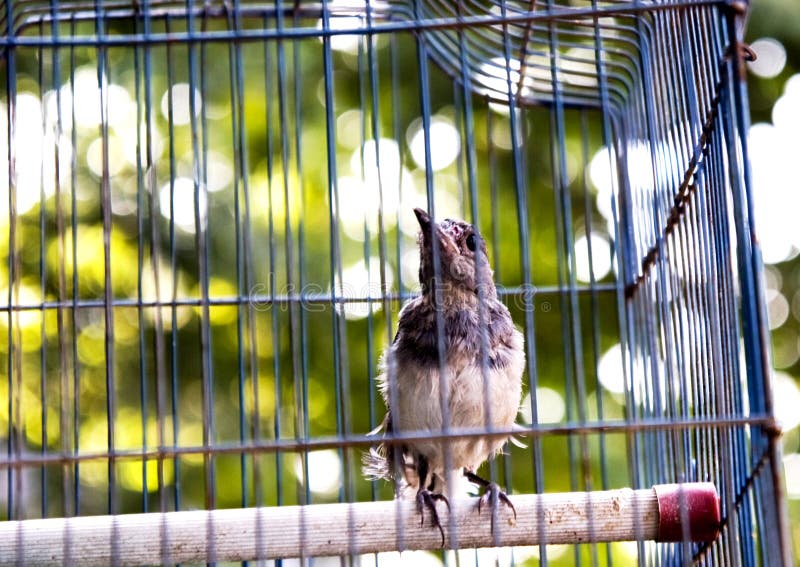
left=363, top=207, right=525, bottom=544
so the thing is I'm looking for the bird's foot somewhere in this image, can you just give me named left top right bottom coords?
left=464, top=470, right=517, bottom=533
left=478, top=482, right=517, bottom=530
left=415, top=489, right=450, bottom=547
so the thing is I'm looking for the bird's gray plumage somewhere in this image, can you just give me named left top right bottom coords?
left=363, top=208, right=525, bottom=501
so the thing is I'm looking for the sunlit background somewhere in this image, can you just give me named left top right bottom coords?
left=744, top=0, right=800, bottom=557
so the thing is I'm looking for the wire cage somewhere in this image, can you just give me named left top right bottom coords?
left=0, top=0, right=792, bottom=565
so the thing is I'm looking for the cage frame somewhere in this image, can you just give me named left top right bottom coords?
left=0, top=0, right=792, bottom=564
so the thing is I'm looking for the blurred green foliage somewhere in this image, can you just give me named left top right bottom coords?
left=747, top=0, right=800, bottom=558
left=0, top=0, right=795, bottom=563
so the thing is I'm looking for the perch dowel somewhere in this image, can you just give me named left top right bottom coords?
left=0, top=483, right=719, bottom=566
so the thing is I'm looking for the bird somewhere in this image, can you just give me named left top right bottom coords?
left=363, top=207, right=525, bottom=545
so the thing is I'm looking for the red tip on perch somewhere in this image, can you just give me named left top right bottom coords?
left=654, top=483, right=721, bottom=542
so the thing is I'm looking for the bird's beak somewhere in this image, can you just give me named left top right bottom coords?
left=414, top=208, right=457, bottom=255
left=414, top=208, right=432, bottom=232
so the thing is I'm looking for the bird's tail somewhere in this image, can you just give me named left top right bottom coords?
left=362, top=446, right=392, bottom=481
left=362, top=413, right=393, bottom=481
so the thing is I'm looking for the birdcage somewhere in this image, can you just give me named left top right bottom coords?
left=0, top=0, right=792, bottom=565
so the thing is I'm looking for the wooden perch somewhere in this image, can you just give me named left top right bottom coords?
left=0, top=483, right=719, bottom=566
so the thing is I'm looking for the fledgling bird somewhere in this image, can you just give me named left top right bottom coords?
left=363, top=207, right=525, bottom=543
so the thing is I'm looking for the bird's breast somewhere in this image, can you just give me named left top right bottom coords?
left=393, top=344, right=523, bottom=434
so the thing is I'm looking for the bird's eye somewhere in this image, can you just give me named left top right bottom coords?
left=465, top=233, right=476, bottom=252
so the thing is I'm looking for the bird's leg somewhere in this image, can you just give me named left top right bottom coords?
left=463, top=469, right=516, bottom=533
left=415, top=455, right=450, bottom=546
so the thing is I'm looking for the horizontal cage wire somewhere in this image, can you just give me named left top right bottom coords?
left=0, top=0, right=792, bottom=565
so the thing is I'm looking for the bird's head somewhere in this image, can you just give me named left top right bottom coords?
left=414, top=208, right=495, bottom=300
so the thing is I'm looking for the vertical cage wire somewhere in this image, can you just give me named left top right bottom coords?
left=0, top=0, right=790, bottom=565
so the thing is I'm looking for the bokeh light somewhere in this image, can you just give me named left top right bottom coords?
left=205, top=151, right=235, bottom=193
left=0, top=283, right=43, bottom=330
left=598, top=343, right=625, bottom=395
left=159, top=177, right=206, bottom=233
left=476, top=56, right=534, bottom=102
left=334, top=258, right=395, bottom=320
left=121, top=122, right=165, bottom=167
left=294, top=450, right=342, bottom=495
left=747, top=119, right=800, bottom=264
left=520, top=387, right=567, bottom=424
left=588, top=146, right=618, bottom=237
left=746, top=74, right=800, bottom=264
left=316, top=16, right=363, bottom=54
left=0, top=93, right=73, bottom=215
left=401, top=248, right=423, bottom=292
left=772, top=75, right=800, bottom=132
left=338, top=138, right=411, bottom=241
left=354, top=138, right=402, bottom=193
left=52, top=67, right=135, bottom=130
left=784, top=452, right=800, bottom=499
left=407, top=117, right=461, bottom=171
left=767, top=289, right=790, bottom=330
left=773, top=371, right=800, bottom=432
left=747, top=38, right=787, bottom=79
left=574, top=232, right=612, bottom=282
left=336, top=109, right=363, bottom=149
left=160, top=83, right=203, bottom=126
left=86, top=134, right=127, bottom=178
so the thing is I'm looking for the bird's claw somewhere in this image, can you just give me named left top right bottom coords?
left=416, top=489, right=450, bottom=547
left=477, top=482, right=517, bottom=533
